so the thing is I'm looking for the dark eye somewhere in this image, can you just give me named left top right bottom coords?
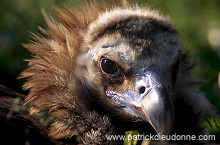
left=101, top=57, right=118, bottom=74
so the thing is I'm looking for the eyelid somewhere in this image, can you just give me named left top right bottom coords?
left=101, top=55, right=129, bottom=77
left=100, top=55, right=115, bottom=62
left=100, top=54, right=130, bottom=73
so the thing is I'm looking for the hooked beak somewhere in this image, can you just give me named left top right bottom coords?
left=106, top=67, right=174, bottom=138
left=141, top=83, right=174, bottom=136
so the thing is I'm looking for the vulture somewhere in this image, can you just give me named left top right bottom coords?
left=0, top=0, right=219, bottom=145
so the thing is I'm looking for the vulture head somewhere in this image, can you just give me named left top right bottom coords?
left=19, top=0, right=217, bottom=144
left=78, top=8, right=178, bottom=136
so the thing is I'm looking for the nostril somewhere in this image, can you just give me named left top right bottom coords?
left=139, top=86, right=146, bottom=95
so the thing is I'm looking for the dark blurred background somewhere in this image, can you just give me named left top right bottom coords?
left=0, top=0, right=220, bottom=139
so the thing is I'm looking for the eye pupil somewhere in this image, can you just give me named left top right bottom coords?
left=101, top=58, right=118, bottom=74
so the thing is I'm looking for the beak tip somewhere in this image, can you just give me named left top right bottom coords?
left=141, top=84, right=174, bottom=140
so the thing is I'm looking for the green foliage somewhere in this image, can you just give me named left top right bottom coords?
left=124, top=130, right=140, bottom=145
left=13, top=97, right=54, bottom=127
left=38, top=111, right=55, bottom=127
left=13, top=97, right=31, bottom=115
left=204, top=116, right=220, bottom=141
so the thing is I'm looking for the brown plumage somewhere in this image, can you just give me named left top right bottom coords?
left=0, top=0, right=219, bottom=145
